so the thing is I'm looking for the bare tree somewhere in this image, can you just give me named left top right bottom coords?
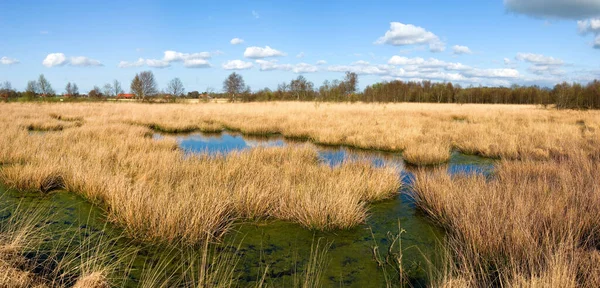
left=0, top=81, right=12, bottom=99
left=166, top=77, right=185, bottom=97
left=64, top=82, right=79, bottom=97
left=113, top=79, right=123, bottom=96
left=130, top=71, right=158, bottom=100
left=103, top=83, right=113, bottom=97
left=223, top=72, right=245, bottom=102
left=38, top=74, right=54, bottom=96
left=290, top=75, right=314, bottom=101
left=26, top=80, right=39, bottom=97
left=343, top=72, right=358, bottom=95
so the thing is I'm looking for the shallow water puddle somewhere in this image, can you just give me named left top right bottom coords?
left=155, top=131, right=495, bottom=286
left=0, top=131, right=494, bottom=287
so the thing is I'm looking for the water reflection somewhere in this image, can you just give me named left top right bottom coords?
left=154, top=131, right=496, bottom=286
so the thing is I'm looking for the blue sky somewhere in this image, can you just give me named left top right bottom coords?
left=1, top=0, right=600, bottom=93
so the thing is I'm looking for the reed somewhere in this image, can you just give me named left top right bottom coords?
left=0, top=103, right=400, bottom=244
left=413, top=152, right=600, bottom=287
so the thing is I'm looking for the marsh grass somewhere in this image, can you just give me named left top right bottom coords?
left=412, top=152, right=600, bottom=287
left=0, top=104, right=401, bottom=244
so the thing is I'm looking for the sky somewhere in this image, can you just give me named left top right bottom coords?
left=1, top=0, right=600, bottom=93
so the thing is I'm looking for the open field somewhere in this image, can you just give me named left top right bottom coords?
left=1, top=101, right=600, bottom=286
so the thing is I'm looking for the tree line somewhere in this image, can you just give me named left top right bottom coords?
left=1, top=71, right=599, bottom=109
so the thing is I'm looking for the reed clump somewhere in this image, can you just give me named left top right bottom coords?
left=0, top=103, right=400, bottom=244
left=413, top=152, right=600, bottom=287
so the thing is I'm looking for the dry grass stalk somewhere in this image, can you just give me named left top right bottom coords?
left=0, top=103, right=400, bottom=244
left=413, top=152, right=600, bottom=287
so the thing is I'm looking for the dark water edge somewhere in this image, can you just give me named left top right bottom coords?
left=0, top=131, right=495, bottom=287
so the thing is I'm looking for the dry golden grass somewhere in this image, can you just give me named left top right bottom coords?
left=4, top=102, right=600, bottom=164
left=0, top=102, right=400, bottom=244
left=413, top=152, right=600, bottom=287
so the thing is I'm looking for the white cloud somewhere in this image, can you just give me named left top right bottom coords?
left=146, top=59, right=171, bottom=68
left=222, top=60, right=253, bottom=70
left=429, top=41, right=446, bottom=53
left=252, top=10, right=260, bottom=19
left=244, top=46, right=286, bottom=58
left=452, top=45, right=472, bottom=55
left=577, top=18, right=600, bottom=48
left=70, top=56, right=103, bottom=67
left=316, top=60, right=327, bottom=65
left=504, top=0, right=600, bottom=19
left=230, top=38, right=244, bottom=45
left=296, top=52, right=305, bottom=58
left=43, top=53, right=103, bottom=67
left=375, top=22, right=446, bottom=52
left=515, top=52, right=564, bottom=66
left=388, top=56, right=452, bottom=68
left=578, top=18, right=600, bottom=34
left=292, top=63, right=318, bottom=73
left=254, top=60, right=316, bottom=73
left=183, top=59, right=211, bottom=68
left=0, top=56, right=19, bottom=65
left=42, top=53, right=68, bottom=67
left=118, top=50, right=215, bottom=68
left=528, top=65, right=565, bottom=76
left=163, top=50, right=211, bottom=62
left=118, top=58, right=145, bottom=68
left=515, top=53, right=565, bottom=76
left=462, top=68, right=520, bottom=78
left=504, top=58, right=512, bottom=65
left=327, top=63, right=393, bottom=75
left=256, top=59, right=292, bottom=71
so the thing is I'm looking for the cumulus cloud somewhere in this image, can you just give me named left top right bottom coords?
left=222, top=60, right=253, bottom=70
left=118, top=58, right=145, bottom=68
left=577, top=18, right=600, bottom=48
left=504, top=58, right=512, bottom=65
left=452, top=45, right=472, bottom=55
left=146, top=59, right=171, bottom=68
left=292, top=63, right=318, bottom=73
left=388, top=56, right=452, bottom=68
left=255, top=59, right=289, bottom=71
left=42, top=53, right=68, bottom=67
left=515, top=52, right=564, bottom=66
left=118, top=50, right=214, bottom=68
left=184, top=59, right=211, bottom=68
left=296, top=52, right=305, bottom=58
left=70, top=56, right=103, bottom=67
left=316, top=60, right=327, bottom=65
left=578, top=18, right=600, bottom=34
left=254, top=60, right=316, bottom=73
left=375, top=22, right=446, bottom=52
left=515, top=52, right=565, bottom=75
left=327, top=63, right=394, bottom=75
left=0, top=56, right=19, bottom=65
left=244, top=46, right=286, bottom=58
left=163, top=50, right=212, bottom=62
left=462, top=68, right=520, bottom=78
left=504, top=0, right=600, bottom=19
left=42, top=53, right=103, bottom=67
left=230, top=38, right=244, bottom=45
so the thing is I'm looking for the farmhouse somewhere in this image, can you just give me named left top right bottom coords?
left=117, top=93, right=135, bottom=99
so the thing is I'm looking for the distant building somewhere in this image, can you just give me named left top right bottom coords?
left=117, top=93, right=135, bottom=99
